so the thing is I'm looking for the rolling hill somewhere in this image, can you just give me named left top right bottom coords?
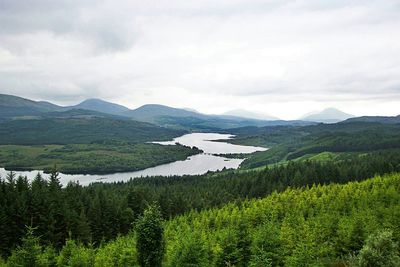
left=0, top=94, right=358, bottom=130
left=71, top=98, right=130, bottom=116
left=343, top=115, right=400, bottom=124
left=0, top=115, right=185, bottom=145
left=0, top=94, right=62, bottom=119
left=125, top=104, right=206, bottom=122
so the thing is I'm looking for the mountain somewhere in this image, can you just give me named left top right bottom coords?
left=301, top=108, right=354, bottom=123
left=71, top=98, right=130, bottom=116
left=183, top=107, right=199, bottom=113
left=0, top=94, right=63, bottom=120
left=223, top=109, right=279, bottom=121
left=0, top=93, right=318, bottom=130
left=343, top=115, right=400, bottom=124
left=125, top=104, right=206, bottom=122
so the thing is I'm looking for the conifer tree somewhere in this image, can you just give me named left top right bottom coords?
left=7, top=226, right=42, bottom=266
left=135, top=204, right=164, bottom=267
left=358, top=229, right=400, bottom=267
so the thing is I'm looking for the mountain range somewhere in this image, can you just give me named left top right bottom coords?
left=1, top=94, right=396, bottom=128
left=0, top=94, right=315, bottom=129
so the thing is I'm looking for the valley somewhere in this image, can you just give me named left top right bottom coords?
left=1, top=2, right=399, bottom=266
left=0, top=143, right=201, bottom=176
left=0, top=93, right=399, bottom=266
left=0, top=133, right=266, bottom=185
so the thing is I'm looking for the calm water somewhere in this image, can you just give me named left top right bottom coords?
left=0, top=133, right=267, bottom=186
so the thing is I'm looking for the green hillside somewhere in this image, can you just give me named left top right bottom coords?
left=232, top=122, right=400, bottom=169
left=0, top=117, right=185, bottom=145
left=0, top=94, right=62, bottom=119
left=344, top=115, right=400, bottom=124
left=71, top=99, right=131, bottom=116
left=2, top=173, right=398, bottom=266
left=126, top=104, right=205, bottom=122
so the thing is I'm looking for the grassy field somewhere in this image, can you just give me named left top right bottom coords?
left=0, top=143, right=201, bottom=174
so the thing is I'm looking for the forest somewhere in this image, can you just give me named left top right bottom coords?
left=234, top=122, right=400, bottom=168
left=0, top=102, right=399, bottom=266
left=1, top=172, right=398, bottom=266
left=0, top=115, right=185, bottom=145
left=1, top=148, right=400, bottom=266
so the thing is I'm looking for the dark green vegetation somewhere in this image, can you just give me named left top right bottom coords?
left=0, top=143, right=201, bottom=174
left=345, top=115, right=400, bottom=124
left=0, top=116, right=185, bottom=145
left=0, top=111, right=197, bottom=174
left=0, top=94, right=62, bottom=121
left=1, top=172, right=399, bottom=266
left=1, top=149, right=400, bottom=263
left=71, top=98, right=131, bottom=116
left=135, top=205, right=164, bottom=267
left=1, top=93, right=400, bottom=266
left=150, top=115, right=313, bottom=131
left=0, top=94, right=202, bottom=174
left=228, top=122, right=400, bottom=169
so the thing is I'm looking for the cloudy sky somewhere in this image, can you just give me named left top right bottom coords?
left=0, top=0, right=399, bottom=119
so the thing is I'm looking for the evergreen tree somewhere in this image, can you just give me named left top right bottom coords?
left=47, top=166, right=68, bottom=248
left=358, top=229, right=400, bottom=267
left=135, top=204, right=164, bottom=267
left=7, top=226, right=42, bottom=267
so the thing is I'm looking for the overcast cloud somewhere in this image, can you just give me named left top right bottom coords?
left=0, top=0, right=399, bottom=119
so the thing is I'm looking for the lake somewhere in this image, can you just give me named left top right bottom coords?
left=0, top=133, right=267, bottom=186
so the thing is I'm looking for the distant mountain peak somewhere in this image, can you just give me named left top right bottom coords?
left=126, top=104, right=203, bottom=122
left=72, top=98, right=130, bottom=115
left=183, top=107, right=199, bottom=113
left=223, top=109, right=279, bottom=121
left=301, top=107, right=354, bottom=123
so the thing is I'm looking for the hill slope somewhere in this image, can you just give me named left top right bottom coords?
left=0, top=116, right=185, bottom=145
left=0, top=94, right=62, bottom=119
left=0, top=94, right=316, bottom=129
left=344, top=115, right=400, bottom=124
left=71, top=98, right=130, bottom=116
left=5, top=173, right=398, bottom=266
left=125, top=104, right=206, bottom=121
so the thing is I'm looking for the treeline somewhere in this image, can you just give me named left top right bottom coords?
left=2, top=174, right=399, bottom=266
left=236, top=122, right=400, bottom=168
left=0, top=116, right=185, bottom=145
left=1, top=150, right=400, bottom=259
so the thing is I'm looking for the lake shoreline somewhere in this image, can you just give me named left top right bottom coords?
left=1, top=133, right=267, bottom=186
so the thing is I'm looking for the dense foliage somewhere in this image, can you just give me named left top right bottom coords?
left=0, top=117, right=185, bottom=145
left=1, top=149, right=400, bottom=260
left=1, top=174, right=399, bottom=266
left=235, top=122, right=400, bottom=168
left=135, top=204, right=164, bottom=267
left=0, top=143, right=201, bottom=174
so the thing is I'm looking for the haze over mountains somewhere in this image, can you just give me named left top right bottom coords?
left=223, top=109, right=279, bottom=121
left=1, top=94, right=397, bottom=128
left=300, top=108, right=355, bottom=123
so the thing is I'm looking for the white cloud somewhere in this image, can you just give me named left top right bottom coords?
left=0, top=0, right=399, bottom=118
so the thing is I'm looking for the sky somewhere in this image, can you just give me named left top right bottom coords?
left=0, top=0, right=399, bottom=120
